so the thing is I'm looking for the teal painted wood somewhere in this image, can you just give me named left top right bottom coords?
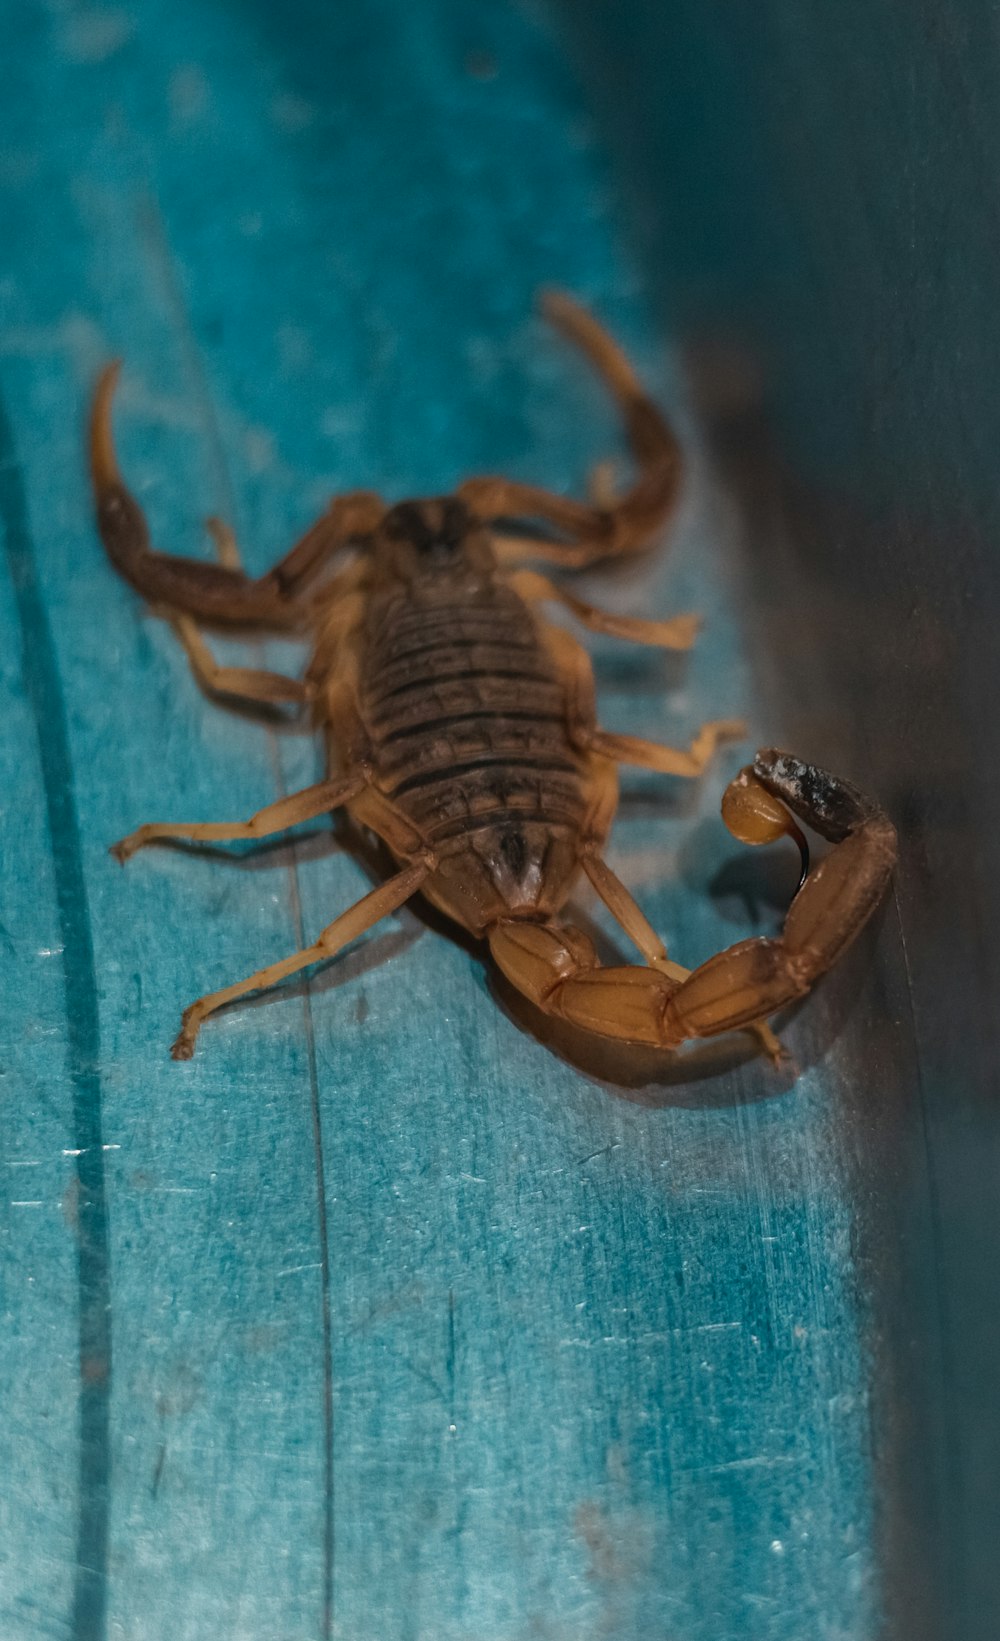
left=0, top=3, right=885, bottom=1639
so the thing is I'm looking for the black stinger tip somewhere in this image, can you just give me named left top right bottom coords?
left=789, top=818, right=810, bottom=894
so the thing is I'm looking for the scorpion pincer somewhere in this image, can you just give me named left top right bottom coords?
left=89, top=291, right=896, bottom=1063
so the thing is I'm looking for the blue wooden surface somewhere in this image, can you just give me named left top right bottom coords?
left=0, top=4, right=891, bottom=1638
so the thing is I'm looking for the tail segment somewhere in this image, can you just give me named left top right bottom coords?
left=489, top=750, right=897, bottom=1058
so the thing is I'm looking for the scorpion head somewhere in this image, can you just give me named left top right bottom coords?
left=375, top=496, right=496, bottom=588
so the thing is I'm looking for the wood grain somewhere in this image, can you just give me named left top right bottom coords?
left=0, top=2, right=892, bottom=1637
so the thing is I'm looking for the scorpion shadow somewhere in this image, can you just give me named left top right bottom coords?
left=151, top=809, right=870, bottom=1103
left=485, top=814, right=874, bottom=1109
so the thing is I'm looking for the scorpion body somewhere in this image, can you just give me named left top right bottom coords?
left=347, top=539, right=587, bottom=928
left=90, top=293, right=896, bottom=1063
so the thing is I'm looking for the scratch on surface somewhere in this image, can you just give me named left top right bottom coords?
left=559, top=1320, right=740, bottom=1348
left=681, top=1455, right=797, bottom=1478
left=277, top=1261, right=323, bottom=1279
left=446, top=1287, right=457, bottom=1430
left=576, top=1141, right=621, bottom=1167
left=150, top=1442, right=166, bottom=1498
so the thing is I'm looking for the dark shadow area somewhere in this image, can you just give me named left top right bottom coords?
left=234, top=921, right=422, bottom=1019
left=552, top=5, right=1000, bottom=1634
left=487, top=965, right=799, bottom=1105
left=134, top=825, right=342, bottom=872
left=707, top=843, right=802, bottom=928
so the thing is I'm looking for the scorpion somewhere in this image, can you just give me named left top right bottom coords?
left=89, top=292, right=896, bottom=1063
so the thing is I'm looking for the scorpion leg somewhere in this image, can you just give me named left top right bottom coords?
left=90, top=361, right=384, bottom=625
left=538, top=622, right=742, bottom=776
left=575, top=751, right=681, bottom=971
left=541, top=620, right=758, bottom=1047
left=204, top=516, right=242, bottom=569
left=577, top=736, right=784, bottom=1059
left=489, top=752, right=896, bottom=1055
left=171, top=859, right=431, bottom=1059
left=580, top=851, right=684, bottom=979
left=506, top=567, right=699, bottom=651
left=178, top=514, right=309, bottom=701
left=161, top=518, right=310, bottom=707
left=590, top=722, right=747, bottom=778
left=111, top=771, right=367, bottom=862
left=170, top=614, right=310, bottom=708
left=458, top=291, right=681, bottom=568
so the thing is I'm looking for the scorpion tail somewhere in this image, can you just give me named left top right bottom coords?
left=489, top=752, right=896, bottom=1059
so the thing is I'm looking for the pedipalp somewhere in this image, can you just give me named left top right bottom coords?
left=90, top=361, right=384, bottom=627
left=459, top=290, right=683, bottom=567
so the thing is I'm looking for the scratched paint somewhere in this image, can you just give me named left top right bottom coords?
left=0, top=1, right=878, bottom=1638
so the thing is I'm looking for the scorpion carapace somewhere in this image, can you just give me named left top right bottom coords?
left=90, top=291, right=896, bottom=1063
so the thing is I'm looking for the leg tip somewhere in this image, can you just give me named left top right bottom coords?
left=670, top=612, right=701, bottom=650
left=586, top=458, right=619, bottom=510
left=170, top=1008, right=199, bottom=1060
left=750, top=1021, right=791, bottom=1066
left=90, top=361, right=124, bottom=489
left=538, top=285, right=571, bottom=321
left=711, top=718, right=748, bottom=743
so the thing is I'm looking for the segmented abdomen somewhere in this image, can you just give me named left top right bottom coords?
left=360, top=586, right=586, bottom=846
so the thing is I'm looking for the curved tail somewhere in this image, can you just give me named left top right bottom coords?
left=489, top=750, right=897, bottom=1058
